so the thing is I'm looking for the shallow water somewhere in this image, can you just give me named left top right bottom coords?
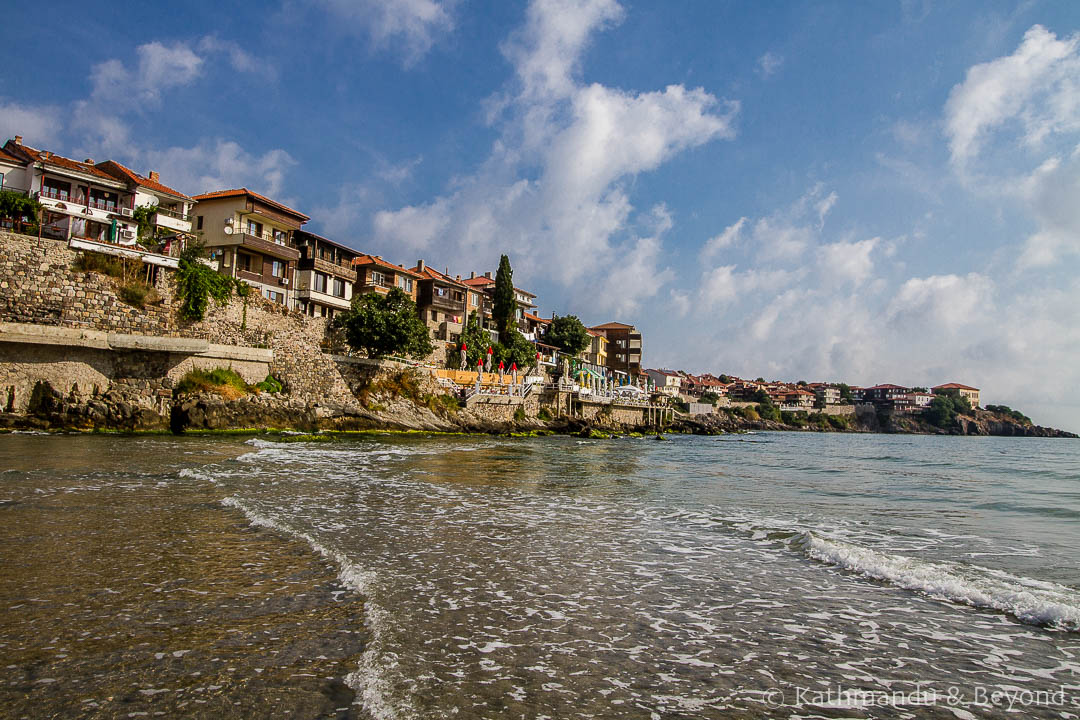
left=2, top=432, right=1080, bottom=718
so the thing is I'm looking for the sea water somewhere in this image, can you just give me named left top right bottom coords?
left=2, top=432, right=1079, bottom=718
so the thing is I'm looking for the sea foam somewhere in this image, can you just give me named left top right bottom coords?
left=798, top=532, right=1080, bottom=631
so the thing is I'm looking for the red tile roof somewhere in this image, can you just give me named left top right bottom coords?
left=353, top=253, right=421, bottom=277
left=523, top=312, right=549, bottom=323
left=933, top=383, right=979, bottom=391
left=589, top=321, right=635, bottom=330
left=6, top=141, right=120, bottom=183
left=462, top=276, right=493, bottom=287
left=0, top=147, right=24, bottom=166
left=192, top=188, right=309, bottom=222
left=409, top=264, right=467, bottom=286
left=867, top=384, right=908, bottom=391
left=95, top=160, right=192, bottom=200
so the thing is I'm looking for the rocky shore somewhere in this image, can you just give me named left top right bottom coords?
left=2, top=379, right=1074, bottom=439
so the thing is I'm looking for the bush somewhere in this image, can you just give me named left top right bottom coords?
left=176, top=244, right=238, bottom=321
left=335, top=288, right=433, bottom=360
left=254, top=375, right=283, bottom=393
left=986, top=404, right=1032, bottom=424
left=739, top=406, right=760, bottom=422
left=174, top=368, right=253, bottom=399
left=74, top=251, right=125, bottom=278
left=514, top=407, right=527, bottom=422
left=538, top=407, right=553, bottom=421
left=757, top=402, right=781, bottom=422
left=118, top=281, right=159, bottom=308
left=827, top=414, right=850, bottom=430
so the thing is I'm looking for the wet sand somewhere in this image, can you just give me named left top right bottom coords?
left=0, top=435, right=366, bottom=719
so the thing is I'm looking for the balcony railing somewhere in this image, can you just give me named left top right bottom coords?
left=154, top=206, right=190, bottom=221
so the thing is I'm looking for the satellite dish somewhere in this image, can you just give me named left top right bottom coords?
left=223, top=226, right=233, bottom=235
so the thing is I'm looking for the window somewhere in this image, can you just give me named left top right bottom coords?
left=271, top=260, right=285, bottom=277
left=435, top=286, right=449, bottom=298
left=314, top=272, right=327, bottom=293
left=470, top=293, right=478, bottom=306
left=88, top=188, right=118, bottom=211
left=237, top=252, right=262, bottom=274
left=42, top=177, right=71, bottom=200
left=196, top=215, right=203, bottom=230
left=431, top=310, right=439, bottom=321
left=273, top=229, right=287, bottom=245
left=370, top=270, right=385, bottom=286
left=247, top=220, right=262, bottom=237
left=262, top=288, right=283, bottom=303
left=398, top=276, right=413, bottom=292
left=332, top=278, right=345, bottom=298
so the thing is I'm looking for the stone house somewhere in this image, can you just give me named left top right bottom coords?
left=292, top=230, right=359, bottom=319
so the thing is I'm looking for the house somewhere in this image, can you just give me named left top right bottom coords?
left=2, top=137, right=139, bottom=245
left=352, top=253, right=420, bottom=304
left=588, top=322, right=643, bottom=377
left=461, top=272, right=539, bottom=338
left=191, top=188, right=310, bottom=306
left=95, top=160, right=194, bottom=242
left=778, top=388, right=816, bottom=411
left=292, top=230, right=359, bottom=318
left=582, top=329, right=608, bottom=370
left=863, top=384, right=909, bottom=403
left=411, top=260, right=469, bottom=343
left=522, top=312, right=550, bottom=342
left=807, top=383, right=841, bottom=405
left=933, top=383, right=981, bottom=408
left=893, top=392, right=934, bottom=413
left=645, top=368, right=681, bottom=396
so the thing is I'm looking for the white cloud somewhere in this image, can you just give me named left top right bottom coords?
left=315, top=0, right=455, bottom=67
left=197, top=37, right=277, bottom=80
left=89, top=42, right=204, bottom=109
left=0, top=101, right=63, bottom=147
left=818, top=237, right=878, bottom=285
left=886, top=272, right=994, bottom=330
left=757, top=51, right=784, bottom=77
left=371, top=0, right=737, bottom=312
left=1016, top=147, right=1080, bottom=269
left=145, top=140, right=296, bottom=197
left=701, top=216, right=746, bottom=260
left=944, top=25, right=1080, bottom=167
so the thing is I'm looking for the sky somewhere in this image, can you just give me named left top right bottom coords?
left=2, top=0, right=1079, bottom=431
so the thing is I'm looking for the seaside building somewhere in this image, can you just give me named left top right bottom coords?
left=588, top=321, right=643, bottom=377
left=2, top=137, right=139, bottom=245
left=807, top=383, right=841, bottom=405
left=933, top=383, right=981, bottom=408
left=863, top=384, right=909, bottom=404
left=582, top=329, right=608, bottom=369
left=352, top=254, right=421, bottom=303
left=411, top=260, right=469, bottom=344
left=645, top=369, right=681, bottom=397
left=292, top=230, right=358, bottom=318
left=461, top=272, right=539, bottom=339
left=95, top=161, right=194, bottom=242
left=192, top=188, right=310, bottom=307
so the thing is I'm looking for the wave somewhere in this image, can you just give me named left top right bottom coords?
left=794, top=531, right=1080, bottom=631
left=220, top=496, right=401, bottom=720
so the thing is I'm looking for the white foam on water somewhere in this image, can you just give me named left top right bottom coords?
left=220, top=495, right=407, bottom=720
left=799, top=532, right=1080, bottom=631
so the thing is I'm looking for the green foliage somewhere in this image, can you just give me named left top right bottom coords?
left=544, top=315, right=589, bottom=356
left=74, top=251, right=125, bottom=278
left=537, top=407, right=553, bottom=421
left=493, top=328, right=536, bottom=368
left=176, top=243, right=238, bottom=321
left=0, top=189, right=41, bottom=224
left=699, top=391, right=720, bottom=405
left=838, top=383, right=854, bottom=402
left=132, top=204, right=159, bottom=241
left=456, top=311, right=492, bottom=366
left=718, top=374, right=732, bottom=383
left=925, top=393, right=973, bottom=428
left=933, top=387, right=972, bottom=414
left=514, top=407, right=527, bottom=422
left=827, top=414, right=850, bottom=430
left=117, top=281, right=158, bottom=308
left=174, top=368, right=253, bottom=398
left=986, top=404, right=1032, bottom=424
left=752, top=388, right=772, bottom=405
left=254, top=374, right=283, bottom=393
left=781, top=411, right=808, bottom=427
left=493, top=254, right=516, bottom=339
left=739, top=406, right=760, bottom=421
left=757, top=402, right=781, bottom=422
left=426, top=393, right=461, bottom=416
left=335, top=287, right=433, bottom=359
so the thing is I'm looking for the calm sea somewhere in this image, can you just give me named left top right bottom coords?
left=2, top=432, right=1079, bottom=718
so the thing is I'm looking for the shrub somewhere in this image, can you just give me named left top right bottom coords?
left=514, top=407, right=527, bottom=422
left=757, top=402, right=781, bottom=422
left=176, top=244, right=237, bottom=321
left=118, top=281, right=159, bottom=308
left=254, top=375, right=283, bottom=393
left=827, top=414, right=850, bottom=430
left=74, top=251, right=125, bottom=278
left=739, top=406, right=760, bottom=422
left=175, top=368, right=253, bottom=399
left=537, top=407, right=553, bottom=421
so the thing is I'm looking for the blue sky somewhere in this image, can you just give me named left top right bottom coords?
left=2, top=0, right=1079, bottom=430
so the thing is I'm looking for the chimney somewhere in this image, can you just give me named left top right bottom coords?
left=14, top=135, right=22, bottom=144
left=484, top=271, right=492, bottom=279
left=456, top=274, right=461, bottom=281
left=84, top=158, right=94, bottom=165
left=470, top=271, right=475, bottom=279
left=417, top=259, right=425, bottom=272
left=149, top=171, right=160, bottom=182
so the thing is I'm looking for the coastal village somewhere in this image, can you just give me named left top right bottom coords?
left=0, top=134, right=1046, bottom=436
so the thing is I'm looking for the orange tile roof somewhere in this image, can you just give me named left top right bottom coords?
left=409, top=264, right=467, bottom=286
left=8, top=141, right=120, bottom=183
left=589, top=321, right=635, bottom=330
left=192, top=188, right=309, bottom=222
left=462, top=276, right=493, bottom=287
left=933, top=382, right=979, bottom=391
left=353, top=253, right=421, bottom=277
left=0, top=147, right=24, bottom=165
left=523, top=312, right=549, bottom=323
left=95, top=160, right=192, bottom=200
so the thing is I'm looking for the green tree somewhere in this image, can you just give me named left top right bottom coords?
left=0, top=190, right=41, bottom=227
left=718, top=374, right=732, bottom=383
left=175, top=243, right=237, bottom=320
left=493, top=328, right=535, bottom=368
left=335, top=288, right=433, bottom=359
left=544, top=315, right=589, bottom=356
left=925, top=395, right=959, bottom=428
left=456, top=311, right=492, bottom=367
left=838, top=383, right=854, bottom=402
left=493, top=254, right=516, bottom=340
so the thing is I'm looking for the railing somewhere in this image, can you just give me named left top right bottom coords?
left=0, top=186, right=28, bottom=197
left=154, top=206, right=190, bottom=221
